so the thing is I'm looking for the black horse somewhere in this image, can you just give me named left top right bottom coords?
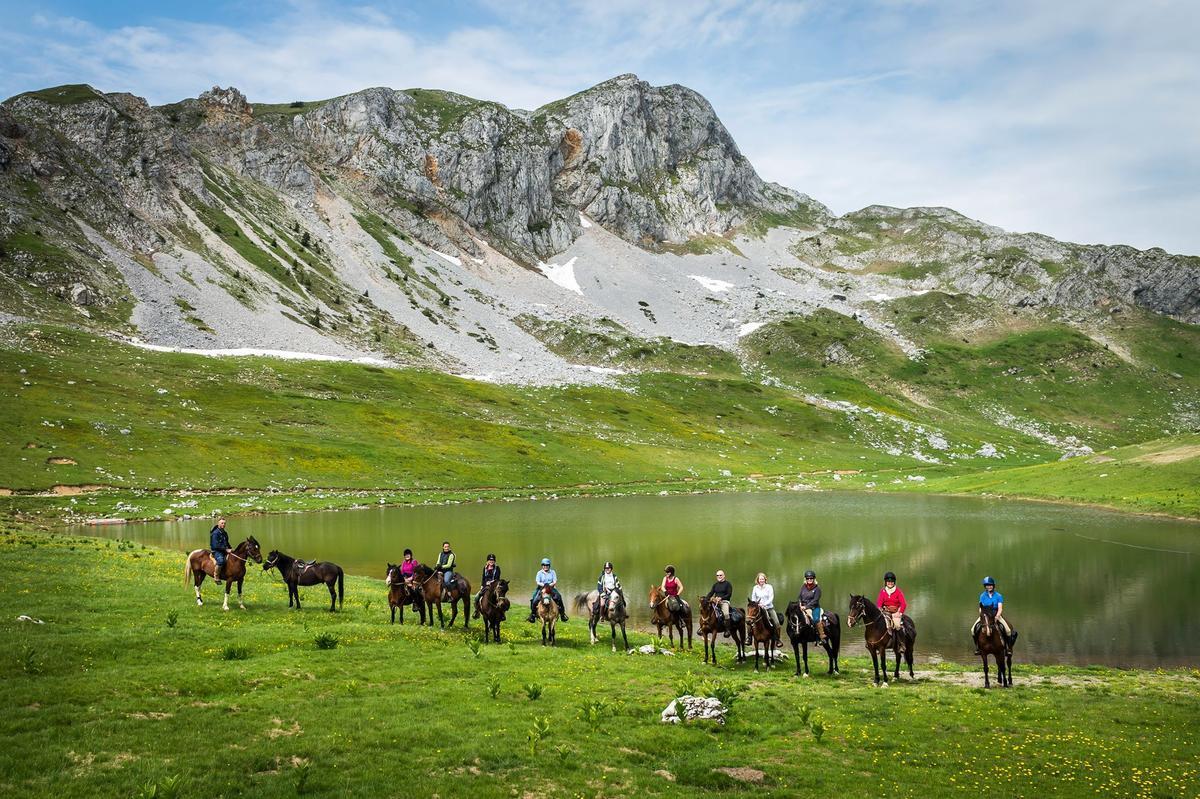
left=263, top=550, right=344, bottom=612
left=784, top=601, right=841, bottom=676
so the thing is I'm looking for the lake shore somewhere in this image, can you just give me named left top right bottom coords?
left=2, top=529, right=1197, bottom=798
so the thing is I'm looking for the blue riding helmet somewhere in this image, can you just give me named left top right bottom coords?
left=982, top=576, right=996, bottom=587
left=541, top=558, right=551, bottom=566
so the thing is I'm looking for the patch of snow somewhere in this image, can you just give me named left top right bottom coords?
left=871, top=293, right=892, bottom=302
left=689, top=275, right=735, bottom=293
left=536, top=257, right=583, bottom=295
left=577, top=365, right=627, bottom=375
left=433, top=250, right=462, bottom=266
left=127, top=341, right=392, bottom=367
left=738, top=321, right=766, bottom=337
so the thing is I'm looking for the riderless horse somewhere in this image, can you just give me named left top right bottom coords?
left=648, top=584, right=693, bottom=649
left=848, top=593, right=916, bottom=685
left=184, top=536, right=262, bottom=610
left=785, top=600, right=841, bottom=676
left=263, top=550, right=344, bottom=612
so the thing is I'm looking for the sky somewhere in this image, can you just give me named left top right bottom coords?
left=2, top=0, right=1198, bottom=254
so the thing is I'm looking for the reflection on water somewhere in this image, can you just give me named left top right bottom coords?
left=76, top=491, right=1198, bottom=667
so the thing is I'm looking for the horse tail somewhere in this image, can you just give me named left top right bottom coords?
left=572, top=592, right=592, bottom=612
left=184, top=550, right=197, bottom=586
left=337, top=568, right=344, bottom=608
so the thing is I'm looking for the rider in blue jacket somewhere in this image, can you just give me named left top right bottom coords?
left=527, top=558, right=568, bottom=623
left=972, top=576, right=1017, bottom=652
left=209, top=518, right=232, bottom=582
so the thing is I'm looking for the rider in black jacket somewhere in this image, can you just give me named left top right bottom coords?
left=704, top=569, right=734, bottom=632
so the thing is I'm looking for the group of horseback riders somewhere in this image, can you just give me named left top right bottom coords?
left=210, top=520, right=1016, bottom=654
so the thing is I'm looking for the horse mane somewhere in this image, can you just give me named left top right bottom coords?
left=413, top=564, right=434, bottom=578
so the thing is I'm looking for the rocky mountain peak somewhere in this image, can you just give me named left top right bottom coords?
left=198, top=86, right=252, bottom=120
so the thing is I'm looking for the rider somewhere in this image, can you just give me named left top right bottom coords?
left=595, top=561, right=622, bottom=617
left=527, top=557, right=568, bottom=623
left=877, top=571, right=907, bottom=638
left=972, top=576, right=1016, bottom=652
left=434, top=541, right=457, bottom=599
left=400, top=548, right=419, bottom=585
left=661, top=565, right=685, bottom=614
left=473, top=554, right=501, bottom=619
left=209, top=518, right=232, bottom=583
left=798, top=569, right=826, bottom=641
left=704, top=569, right=734, bottom=635
left=750, top=572, right=780, bottom=644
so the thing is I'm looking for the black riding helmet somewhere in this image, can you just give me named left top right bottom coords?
left=604, top=561, right=613, bottom=569
left=883, top=571, right=896, bottom=583
left=486, top=553, right=496, bottom=561
left=804, top=570, right=816, bottom=579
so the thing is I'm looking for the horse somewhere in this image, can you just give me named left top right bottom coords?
left=413, top=565, right=471, bottom=628
left=745, top=600, right=778, bottom=671
left=648, top=585, right=693, bottom=649
left=848, top=594, right=916, bottom=685
left=573, top=589, right=629, bottom=653
left=974, top=605, right=1012, bottom=688
left=385, top=564, right=425, bottom=624
left=262, top=550, right=344, bottom=612
left=184, top=536, right=262, bottom=611
left=478, top=578, right=511, bottom=644
left=697, top=595, right=746, bottom=665
left=537, top=584, right=557, bottom=646
left=784, top=601, right=841, bottom=677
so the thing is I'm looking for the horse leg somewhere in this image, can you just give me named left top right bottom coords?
left=391, top=604, right=396, bottom=624
left=906, top=641, right=915, bottom=679
left=238, top=579, right=245, bottom=610
left=875, top=647, right=885, bottom=685
left=194, top=576, right=203, bottom=607
left=982, top=651, right=991, bottom=688
left=436, top=600, right=445, bottom=629
left=293, top=583, right=302, bottom=610
left=802, top=641, right=811, bottom=676
left=1006, top=650, right=1013, bottom=687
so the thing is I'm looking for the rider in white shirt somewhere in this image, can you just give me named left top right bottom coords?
left=750, top=572, right=780, bottom=642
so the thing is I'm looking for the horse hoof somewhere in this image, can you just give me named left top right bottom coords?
left=879, top=682, right=888, bottom=688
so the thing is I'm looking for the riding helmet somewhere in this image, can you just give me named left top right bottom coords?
left=883, top=571, right=896, bottom=582
left=541, top=557, right=551, bottom=566
left=604, top=561, right=613, bottom=569
left=804, top=569, right=816, bottom=579
left=403, top=548, right=412, bottom=556
left=486, top=553, right=496, bottom=561
left=982, top=576, right=995, bottom=586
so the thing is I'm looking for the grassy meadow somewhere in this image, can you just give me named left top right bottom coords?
left=2, top=531, right=1198, bottom=798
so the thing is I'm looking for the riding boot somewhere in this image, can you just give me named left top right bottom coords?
left=214, top=562, right=223, bottom=585
left=527, top=600, right=537, bottom=623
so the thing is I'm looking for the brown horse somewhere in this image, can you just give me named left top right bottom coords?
left=574, top=589, right=629, bottom=653
left=184, top=537, right=262, bottom=610
left=697, top=595, right=746, bottom=665
left=413, top=565, right=471, bottom=628
left=648, top=585, right=693, bottom=649
left=262, top=550, right=344, bottom=612
left=848, top=594, right=916, bottom=685
left=385, top=564, right=425, bottom=624
left=745, top=600, right=777, bottom=671
left=537, top=584, right=557, bottom=646
left=974, top=605, right=1012, bottom=688
left=478, top=578, right=511, bottom=644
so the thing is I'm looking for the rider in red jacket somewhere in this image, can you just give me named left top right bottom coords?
left=877, top=571, right=906, bottom=637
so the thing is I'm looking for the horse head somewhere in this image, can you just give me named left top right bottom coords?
left=697, top=595, right=712, bottom=620
left=847, top=594, right=865, bottom=628
left=496, top=578, right=509, bottom=597
left=648, top=585, right=663, bottom=610
left=244, top=536, right=264, bottom=564
left=785, top=600, right=803, bottom=634
left=385, top=563, right=400, bottom=585
left=540, top=584, right=554, bottom=604
left=746, top=599, right=762, bottom=627
left=263, top=549, right=282, bottom=572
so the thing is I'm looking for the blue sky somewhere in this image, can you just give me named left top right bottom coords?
left=2, top=0, right=1198, bottom=254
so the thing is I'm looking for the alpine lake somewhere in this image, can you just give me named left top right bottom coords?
left=77, top=491, right=1199, bottom=668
